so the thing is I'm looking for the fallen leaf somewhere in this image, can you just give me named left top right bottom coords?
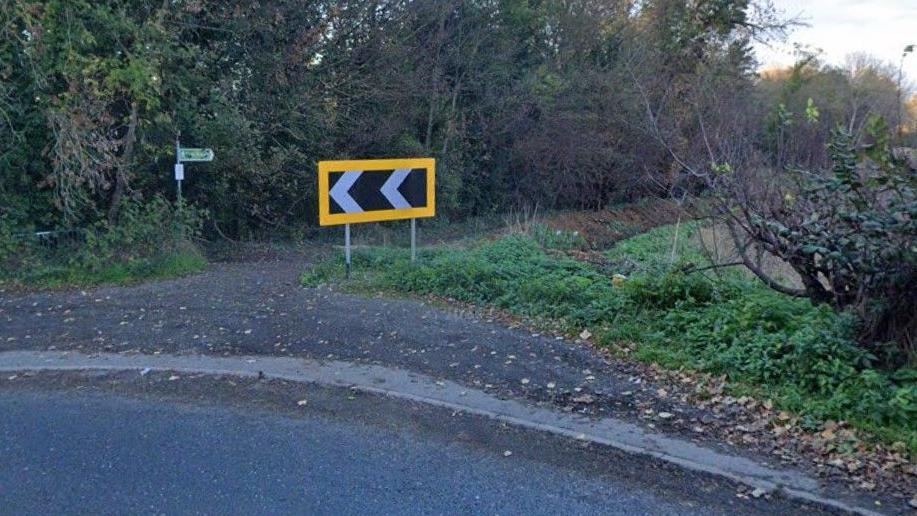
left=827, top=458, right=845, bottom=468
left=579, top=329, right=592, bottom=340
left=572, top=394, right=596, bottom=404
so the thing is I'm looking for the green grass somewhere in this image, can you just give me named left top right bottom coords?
left=2, top=198, right=207, bottom=290
left=531, top=223, right=589, bottom=250
left=605, top=221, right=706, bottom=267
left=2, top=249, right=207, bottom=289
left=302, top=224, right=917, bottom=453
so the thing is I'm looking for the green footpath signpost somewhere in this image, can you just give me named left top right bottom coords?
left=178, top=148, right=215, bottom=162
left=174, top=132, right=214, bottom=204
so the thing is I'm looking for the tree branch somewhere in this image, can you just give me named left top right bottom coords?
left=682, top=261, right=745, bottom=274
left=726, top=221, right=808, bottom=298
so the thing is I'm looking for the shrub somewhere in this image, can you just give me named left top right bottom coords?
left=718, top=125, right=916, bottom=363
left=0, top=214, right=20, bottom=267
left=75, top=197, right=204, bottom=273
left=531, top=224, right=589, bottom=250
left=1, top=196, right=205, bottom=286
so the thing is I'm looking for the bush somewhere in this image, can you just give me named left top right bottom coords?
left=76, top=197, right=203, bottom=272
left=0, top=214, right=20, bottom=267
left=1, top=196, right=206, bottom=287
left=720, top=125, right=916, bottom=363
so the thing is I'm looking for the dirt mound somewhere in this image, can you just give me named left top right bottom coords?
left=542, top=199, right=685, bottom=249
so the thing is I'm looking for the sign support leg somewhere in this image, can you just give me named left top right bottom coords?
left=175, top=133, right=182, bottom=206
left=410, top=218, right=417, bottom=263
left=345, top=223, right=352, bottom=278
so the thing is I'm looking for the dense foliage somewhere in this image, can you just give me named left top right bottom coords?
left=2, top=0, right=791, bottom=235
left=302, top=225, right=916, bottom=450
left=730, top=127, right=916, bottom=359
left=0, top=197, right=205, bottom=287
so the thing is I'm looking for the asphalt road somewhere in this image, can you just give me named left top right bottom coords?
left=0, top=377, right=818, bottom=516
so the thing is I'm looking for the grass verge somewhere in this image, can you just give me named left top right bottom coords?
left=1, top=198, right=207, bottom=290
left=3, top=247, right=207, bottom=289
left=302, top=224, right=916, bottom=454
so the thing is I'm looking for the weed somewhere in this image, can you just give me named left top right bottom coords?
left=302, top=223, right=917, bottom=452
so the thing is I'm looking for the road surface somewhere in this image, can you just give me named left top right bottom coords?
left=0, top=373, right=820, bottom=515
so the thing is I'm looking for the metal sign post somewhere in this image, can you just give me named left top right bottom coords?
left=175, top=133, right=182, bottom=205
left=173, top=136, right=214, bottom=206
left=410, top=218, right=416, bottom=263
left=345, top=223, right=352, bottom=278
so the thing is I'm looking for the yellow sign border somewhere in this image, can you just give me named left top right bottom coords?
left=318, top=158, right=435, bottom=226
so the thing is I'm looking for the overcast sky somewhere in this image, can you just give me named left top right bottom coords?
left=754, top=0, right=917, bottom=87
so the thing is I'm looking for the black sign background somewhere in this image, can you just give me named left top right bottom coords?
left=328, top=168, right=427, bottom=213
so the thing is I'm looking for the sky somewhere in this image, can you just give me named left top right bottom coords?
left=754, top=0, right=917, bottom=87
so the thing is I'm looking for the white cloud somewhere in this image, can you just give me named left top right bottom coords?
left=754, top=0, right=917, bottom=86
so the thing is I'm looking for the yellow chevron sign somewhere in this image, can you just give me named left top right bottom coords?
left=318, top=158, right=435, bottom=226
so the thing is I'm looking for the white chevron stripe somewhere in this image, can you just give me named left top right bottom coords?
left=329, top=171, right=363, bottom=213
left=380, top=168, right=411, bottom=209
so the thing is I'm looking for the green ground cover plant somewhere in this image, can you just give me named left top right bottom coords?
left=302, top=224, right=916, bottom=452
left=1, top=197, right=206, bottom=288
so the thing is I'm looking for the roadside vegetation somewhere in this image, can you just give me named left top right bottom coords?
left=3, top=1, right=914, bottom=297
left=302, top=222, right=916, bottom=453
left=0, top=197, right=205, bottom=289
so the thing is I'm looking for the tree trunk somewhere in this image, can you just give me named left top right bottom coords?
left=108, top=101, right=139, bottom=224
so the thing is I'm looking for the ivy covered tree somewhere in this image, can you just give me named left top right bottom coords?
left=4, top=1, right=178, bottom=223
